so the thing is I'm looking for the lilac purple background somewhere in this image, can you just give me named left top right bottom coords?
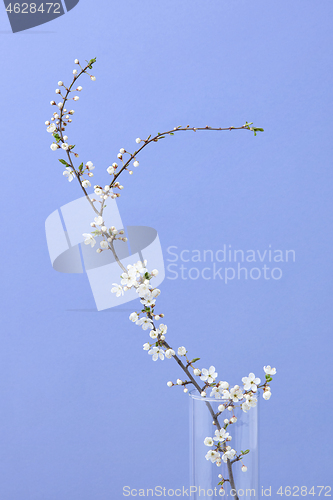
left=0, top=1, right=332, bottom=498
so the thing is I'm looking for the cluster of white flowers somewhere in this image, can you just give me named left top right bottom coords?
left=112, top=260, right=277, bottom=479
left=82, top=215, right=128, bottom=253
left=202, top=365, right=276, bottom=474
left=46, top=59, right=97, bottom=186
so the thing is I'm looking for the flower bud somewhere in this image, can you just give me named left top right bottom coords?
left=167, top=381, right=173, bottom=387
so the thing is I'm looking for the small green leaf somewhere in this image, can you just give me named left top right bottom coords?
left=59, top=159, right=69, bottom=166
left=191, top=358, right=200, bottom=363
left=78, top=162, right=83, bottom=171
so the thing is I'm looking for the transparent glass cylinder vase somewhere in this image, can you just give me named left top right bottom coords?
left=189, top=390, right=259, bottom=500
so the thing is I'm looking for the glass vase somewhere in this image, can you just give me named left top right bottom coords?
left=189, top=390, right=259, bottom=499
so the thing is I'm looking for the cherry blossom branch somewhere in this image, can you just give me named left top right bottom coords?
left=47, top=58, right=273, bottom=499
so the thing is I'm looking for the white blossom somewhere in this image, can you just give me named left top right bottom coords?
left=177, top=346, right=187, bottom=356
left=133, top=160, right=139, bottom=167
left=149, top=330, right=158, bottom=339
left=83, top=233, right=96, bottom=247
left=136, top=317, right=153, bottom=330
left=148, top=346, right=164, bottom=361
left=100, top=240, right=108, bottom=249
left=61, top=143, right=69, bottom=150
left=200, top=366, right=217, bottom=383
left=193, top=368, right=201, bottom=376
left=129, top=312, right=138, bottom=322
left=94, top=216, right=104, bottom=226
left=47, top=123, right=57, bottom=133
left=58, top=81, right=63, bottom=86
left=204, top=437, right=214, bottom=447
left=111, top=284, right=124, bottom=297
left=86, top=161, right=95, bottom=170
left=90, top=76, right=96, bottom=81
left=229, top=386, right=244, bottom=402
left=121, top=270, right=138, bottom=288
left=143, top=343, right=150, bottom=351
left=242, top=401, right=251, bottom=413
left=63, top=167, right=74, bottom=182
left=165, top=349, right=175, bottom=359
left=263, top=390, right=272, bottom=400
left=263, top=366, right=276, bottom=376
left=82, top=180, right=91, bottom=188
left=242, top=373, right=261, bottom=392
left=222, top=449, right=236, bottom=463
left=159, top=324, right=167, bottom=335
left=135, top=260, right=148, bottom=274
left=245, top=393, right=257, bottom=408
left=50, top=143, right=59, bottom=151
left=242, top=466, right=247, bottom=472
left=167, top=381, right=173, bottom=387
left=205, top=450, right=221, bottom=463
left=213, top=428, right=230, bottom=442
left=135, top=138, right=141, bottom=143
left=140, top=297, right=156, bottom=307
left=137, top=283, right=151, bottom=297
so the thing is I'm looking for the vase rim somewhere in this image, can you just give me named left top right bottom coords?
left=188, top=388, right=260, bottom=403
